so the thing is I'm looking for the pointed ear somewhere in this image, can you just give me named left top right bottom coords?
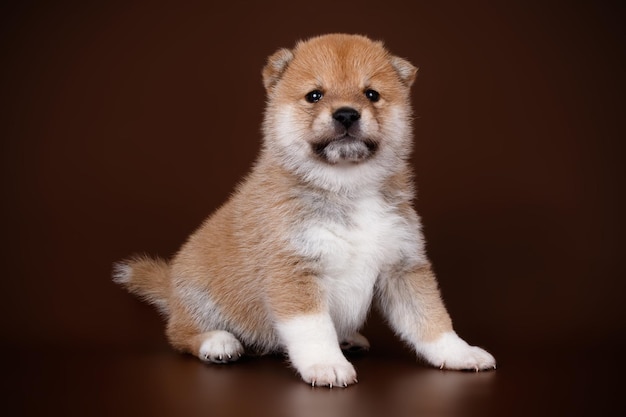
left=262, top=48, right=294, bottom=91
left=390, top=56, right=418, bottom=87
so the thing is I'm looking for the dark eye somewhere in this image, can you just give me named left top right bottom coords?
left=365, top=89, right=380, bottom=102
left=305, top=90, right=324, bottom=103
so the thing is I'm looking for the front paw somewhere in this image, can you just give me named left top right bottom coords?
left=298, top=360, right=358, bottom=388
left=418, top=331, right=496, bottom=371
left=276, top=313, right=358, bottom=387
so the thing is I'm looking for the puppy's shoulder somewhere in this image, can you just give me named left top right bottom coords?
left=380, top=168, right=417, bottom=207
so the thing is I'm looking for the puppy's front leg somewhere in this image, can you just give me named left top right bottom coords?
left=267, top=270, right=356, bottom=387
left=378, top=263, right=496, bottom=371
left=277, top=312, right=357, bottom=387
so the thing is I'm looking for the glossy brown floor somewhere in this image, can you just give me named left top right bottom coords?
left=6, top=322, right=623, bottom=417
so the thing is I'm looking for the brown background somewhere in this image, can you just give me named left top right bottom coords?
left=1, top=1, right=624, bottom=416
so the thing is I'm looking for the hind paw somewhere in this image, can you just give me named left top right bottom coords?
left=197, top=331, right=244, bottom=364
left=340, top=332, right=370, bottom=353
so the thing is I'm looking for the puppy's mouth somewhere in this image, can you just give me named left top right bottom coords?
left=311, top=134, right=378, bottom=165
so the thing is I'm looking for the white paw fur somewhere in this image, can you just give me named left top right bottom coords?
left=340, top=332, right=370, bottom=352
left=301, top=361, right=357, bottom=388
left=198, top=330, right=244, bottom=364
left=417, top=331, right=496, bottom=371
left=277, top=314, right=357, bottom=387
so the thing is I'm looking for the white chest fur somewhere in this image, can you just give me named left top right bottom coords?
left=290, top=191, right=425, bottom=337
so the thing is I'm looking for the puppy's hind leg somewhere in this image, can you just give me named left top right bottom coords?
left=166, top=309, right=244, bottom=364
left=196, top=330, right=244, bottom=364
left=340, top=332, right=370, bottom=353
left=377, top=263, right=496, bottom=371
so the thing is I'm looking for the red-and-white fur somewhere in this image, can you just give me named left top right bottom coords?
left=114, top=34, right=495, bottom=388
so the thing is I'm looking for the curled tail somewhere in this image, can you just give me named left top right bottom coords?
left=113, top=255, right=171, bottom=316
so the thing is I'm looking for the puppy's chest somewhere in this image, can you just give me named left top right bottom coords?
left=292, top=194, right=412, bottom=279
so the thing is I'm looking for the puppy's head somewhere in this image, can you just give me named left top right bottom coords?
left=262, top=34, right=417, bottom=191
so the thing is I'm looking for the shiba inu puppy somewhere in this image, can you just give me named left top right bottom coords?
left=114, top=33, right=496, bottom=388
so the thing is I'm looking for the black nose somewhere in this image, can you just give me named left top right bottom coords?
left=333, top=107, right=361, bottom=129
